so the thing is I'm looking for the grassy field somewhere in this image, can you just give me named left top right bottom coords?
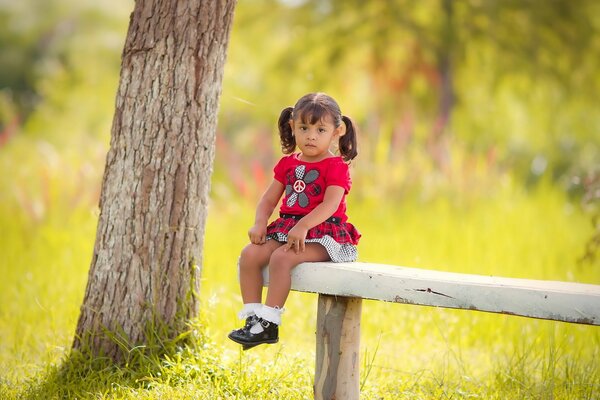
left=1, top=144, right=599, bottom=399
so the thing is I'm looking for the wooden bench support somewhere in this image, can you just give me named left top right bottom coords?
left=314, top=295, right=361, bottom=400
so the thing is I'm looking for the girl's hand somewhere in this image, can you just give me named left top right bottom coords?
left=285, top=223, right=308, bottom=253
left=248, top=224, right=267, bottom=244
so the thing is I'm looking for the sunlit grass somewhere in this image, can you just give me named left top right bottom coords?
left=1, top=140, right=599, bottom=399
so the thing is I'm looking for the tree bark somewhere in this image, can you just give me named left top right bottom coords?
left=428, top=0, right=454, bottom=171
left=73, top=0, right=236, bottom=361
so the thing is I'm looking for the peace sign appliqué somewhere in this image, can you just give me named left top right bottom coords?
left=285, top=165, right=321, bottom=208
left=293, top=180, right=306, bottom=193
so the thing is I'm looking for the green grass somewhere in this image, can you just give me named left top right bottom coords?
left=1, top=141, right=599, bottom=399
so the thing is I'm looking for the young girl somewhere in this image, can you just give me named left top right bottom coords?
left=228, top=92, right=361, bottom=349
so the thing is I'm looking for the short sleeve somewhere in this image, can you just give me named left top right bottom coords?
left=272, top=156, right=288, bottom=184
left=325, top=158, right=351, bottom=193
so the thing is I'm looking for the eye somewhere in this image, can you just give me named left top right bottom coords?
left=319, top=128, right=326, bottom=133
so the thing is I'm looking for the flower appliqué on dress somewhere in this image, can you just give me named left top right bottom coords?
left=286, top=165, right=321, bottom=208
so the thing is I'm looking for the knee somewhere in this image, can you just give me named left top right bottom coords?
left=268, top=249, right=295, bottom=275
left=239, top=244, right=264, bottom=271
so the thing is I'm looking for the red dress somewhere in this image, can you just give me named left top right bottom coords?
left=266, top=153, right=361, bottom=262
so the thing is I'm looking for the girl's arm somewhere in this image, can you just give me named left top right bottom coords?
left=248, top=179, right=285, bottom=244
left=285, top=185, right=345, bottom=253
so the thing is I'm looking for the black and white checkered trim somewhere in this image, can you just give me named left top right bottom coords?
left=267, top=233, right=358, bottom=263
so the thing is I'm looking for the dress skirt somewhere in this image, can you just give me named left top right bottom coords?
left=266, top=215, right=360, bottom=263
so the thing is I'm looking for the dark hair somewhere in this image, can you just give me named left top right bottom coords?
left=277, top=92, right=358, bottom=162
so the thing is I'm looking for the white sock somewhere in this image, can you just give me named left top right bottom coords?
left=238, top=303, right=262, bottom=320
left=250, top=305, right=284, bottom=334
left=249, top=322, right=264, bottom=334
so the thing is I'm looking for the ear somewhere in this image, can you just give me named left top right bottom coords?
left=288, top=119, right=294, bottom=130
left=335, top=123, right=346, bottom=138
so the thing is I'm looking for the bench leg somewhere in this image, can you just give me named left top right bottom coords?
left=314, top=294, right=362, bottom=400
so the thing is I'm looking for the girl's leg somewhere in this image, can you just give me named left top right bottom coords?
left=264, top=243, right=330, bottom=308
left=229, top=243, right=329, bottom=348
left=238, top=240, right=282, bottom=304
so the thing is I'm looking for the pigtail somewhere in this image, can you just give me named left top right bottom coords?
left=278, top=106, right=295, bottom=154
left=339, top=115, right=358, bottom=162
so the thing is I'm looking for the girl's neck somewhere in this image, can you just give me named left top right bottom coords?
left=297, top=151, right=334, bottom=163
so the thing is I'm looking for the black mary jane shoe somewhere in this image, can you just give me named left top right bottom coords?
left=228, top=318, right=279, bottom=350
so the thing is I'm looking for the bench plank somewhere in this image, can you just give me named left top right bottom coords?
left=264, top=262, right=600, bottom=326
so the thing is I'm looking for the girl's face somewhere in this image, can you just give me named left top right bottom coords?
left=290, top=113, right=344, bottom=162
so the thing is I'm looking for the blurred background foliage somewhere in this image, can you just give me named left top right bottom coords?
left=219, top=0, right=600, bottom=195
left=1, top=2, right=600, bottom=396
left=0, top=0, right=599, bottom=258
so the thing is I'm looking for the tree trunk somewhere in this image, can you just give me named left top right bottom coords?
left=428, top=0, right=454, bottom=171
left=73, top=0, right=236, bottom=361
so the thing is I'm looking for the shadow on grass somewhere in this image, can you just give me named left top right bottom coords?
left=17, top=312, right=231, bottom=399
left=18, top=319, right=241, bottom=400
left=20, top=348, right=163, bottom=400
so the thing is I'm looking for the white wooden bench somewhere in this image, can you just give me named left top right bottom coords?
left=262, top=261, right=600, bottom=400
